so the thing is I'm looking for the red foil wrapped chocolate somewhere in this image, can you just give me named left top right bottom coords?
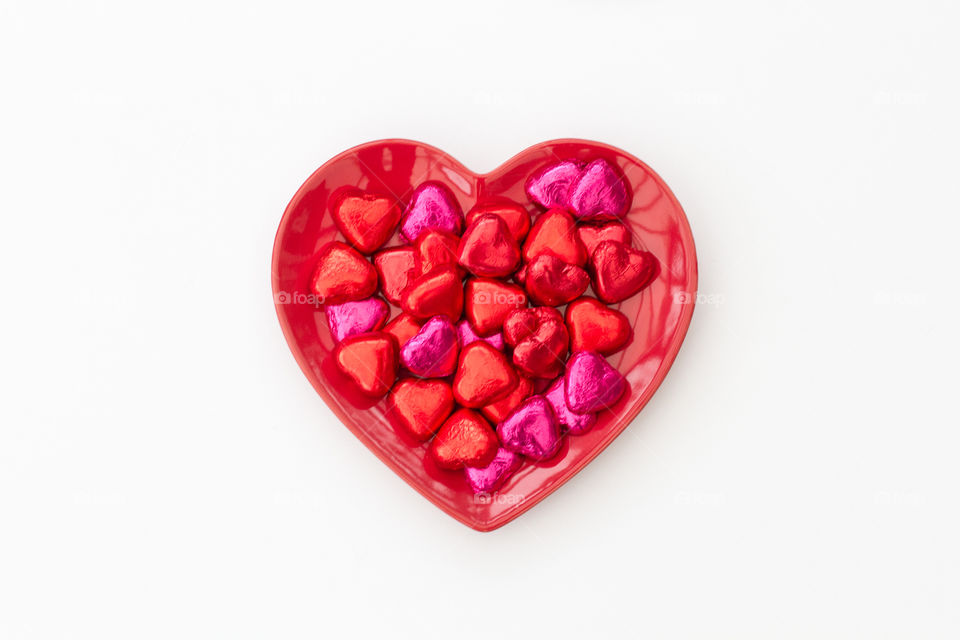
left=590, top=240, right=659, bottom=304
left=401, top=265, right=464, bottom=321
left=331, top=189, right=401, bottom=254
left=522, top=208, right=587, bottom=266
left=389, top=378, right=455, bottom=441
left=310, top=241, right=378, bottom=305
left=429, top=409, right=498, bottom=470
left=457, top=213, right=521, bottom=278
left=333, top=332, right=398, bottom=397
left=464, top=278, right=527, bottom=337
left=565, top=297, right=631, bottom=355
left=453, top=342, right=519, bottom=408
left=466, top=199, right=531, bottom=243
left=502, top=307, right=569, bottom=379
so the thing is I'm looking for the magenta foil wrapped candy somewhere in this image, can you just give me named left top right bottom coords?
left=497, top=395, right=561, bottom=461
left=568, top=158, right=629, bottom=220
left=399, top=181, right=464, bottom=243
left=326, top=297, right=389, bottom=343
left=464, top=447, right=523, bottom=495
left=545, top=377, right=596, bottom=434
left=524, top=159, right=581, bottom=209
left=400, top=316, right=459, bottom=378
left=564, top=350, right=626, bottom=414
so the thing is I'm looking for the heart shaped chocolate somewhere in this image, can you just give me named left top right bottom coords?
left=503, top=306, right=570, bottom=379
left=523, top=253, right=590, bottom=307
left=325, top=297, right=390, bottom=343
left=464, top=448, right=523, bottom=495
left=522, top=208, right=587, bottom=266
left=463, top=278, right=526, bottom=337
left=333, top=332, right=398, bottom=398
left=577, top=221, right=632, bottom=258
left=331, top=189, right=401, bottom=254
left=399, top=182, right=463, bottom=243
left=310, top=241, right=379, bottom=304
left=401, top=265, right=463, bottom=320
left=466, top=199, right=531, bottom=243
left=429, top=409, right=498, bottom=470
left=273, top=139, right=697, bottom=531
left=565, top=297, right=631, bottom=355
left=373, top=247, right=418, bottom=304
left=568, top=158, right=630, bottom=220
left=590, top=240, right=660, bottom=304
left=457, top=214, right=521, bottom=278
left=413, top=230, right=461, bottom=277
left=452, top=342, right=518, bottom=408
left=497, top=395, right=562, bottom=461
left=389, top=378, right=455, bottom=442
left=400, top=316, right=458, bottom=378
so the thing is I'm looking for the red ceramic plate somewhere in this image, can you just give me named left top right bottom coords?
left=272, top=139, right=697, bottom=531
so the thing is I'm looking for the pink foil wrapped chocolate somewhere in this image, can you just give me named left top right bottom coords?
left=497, top=395, right=561, bottom=461
left=464, top=447, right=523, bottom=495
left=400, top=181, right=463, bottom=243
left=545, top=377, right=596, bottom=434
left=564, top=350, right=626, bottom=414
left=326, top=297, right=389, bottom=343
left=524, top=159, right=581, bottom=209
left=400, top=316, right=459, bottom=378
left=568, top=158, right=629, bottom=220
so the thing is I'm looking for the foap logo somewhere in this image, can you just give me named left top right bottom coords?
left=673, top=291, right=724, bottom=306
left=473, top=492, right=525, bottom=506
left=274, top=291, right=324, bottom=307
left=473, top=290, right=527, bottom=306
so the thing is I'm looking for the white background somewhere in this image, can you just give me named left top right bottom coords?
left=2, top=0, right=958, bottom=637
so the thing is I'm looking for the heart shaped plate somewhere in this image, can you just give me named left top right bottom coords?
left=272, top=139, right=697, bottom=531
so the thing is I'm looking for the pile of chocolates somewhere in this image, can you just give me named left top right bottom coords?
left=310, top=158, right=659, bottom=494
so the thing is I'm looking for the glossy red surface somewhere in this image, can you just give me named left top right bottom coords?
left=272, top=139, right=698, bottom=531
